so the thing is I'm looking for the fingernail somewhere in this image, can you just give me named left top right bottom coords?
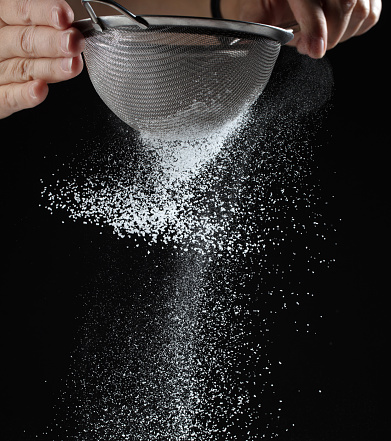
left=29, top=83, right=37, bottom=99
left=311, top=37, right=325, bottom=59
left=52, top=7, right=61, bottom=28
left=61, top=57, right=73, bottom=73
left=318, top=37, right=326, bottom=58
left=61, top=31, right=71, bottom=54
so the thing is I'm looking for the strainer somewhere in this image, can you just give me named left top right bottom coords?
left=75, top=0, right=294, bottom=140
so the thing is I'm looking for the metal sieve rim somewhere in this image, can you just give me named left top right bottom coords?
left=74, top=15, right=294, bottom=45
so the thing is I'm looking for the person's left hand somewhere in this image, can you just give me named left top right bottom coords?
left=0, top=0, right=84, bottom=119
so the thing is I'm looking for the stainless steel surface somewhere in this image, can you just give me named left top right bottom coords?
left=82, top=0, right=149, bottom=30
left=76, top=15, right=294, bottom=45
left=76, top=0, right=294, bottom=140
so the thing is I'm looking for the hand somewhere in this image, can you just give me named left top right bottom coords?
left=226, top=0, right=382, bottom=58
left=0, top=0, right=84, bottom=119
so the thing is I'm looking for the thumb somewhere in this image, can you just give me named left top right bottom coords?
left=0, top=80, right=48, bottom=119
left=287, top=0, right=327, bottom=58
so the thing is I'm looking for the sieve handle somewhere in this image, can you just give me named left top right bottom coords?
left=81, top=0, right=149, bottom=30
left=277, top=21, right=301, bottom=34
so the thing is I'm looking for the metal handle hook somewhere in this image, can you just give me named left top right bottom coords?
left=277, top=21, right=301, bottom=34
left=81, top=0, right=149, bottom=31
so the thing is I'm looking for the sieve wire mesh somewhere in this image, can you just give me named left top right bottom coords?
left=83, top=25, right=282, bottom=140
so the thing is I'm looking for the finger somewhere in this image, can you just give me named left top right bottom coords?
left=0, top=55, right=84, bottom=85
left=341, top=0, right=381, bottom=40
left=0, top=0, right=73, bottom=30
left=322, top=0, right=357, bottom=49
left=0, top=79, right=48, bottom=119
left=0, top=26, right=84, bottom=61
left=287, top=0, right=328, bottom=58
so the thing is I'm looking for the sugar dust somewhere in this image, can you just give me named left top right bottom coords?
left=41, top=48, right=334, bottom=440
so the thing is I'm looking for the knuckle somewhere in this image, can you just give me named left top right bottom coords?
left=20, top=26, right=37, bottom=55
left=340, top=0, right=358, bottom=14
left=17, top=0, right=34, bottom=25
left=16, top=58, right=34, bottom=81
left=352, top=1, right=371, bottom=22
left=0, top=58, right=35, bottom=83
left=367, top=3, right=381, bottom=27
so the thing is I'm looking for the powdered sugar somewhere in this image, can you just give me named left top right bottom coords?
left=40, top=49, right=334, bottom=440
left=43, top=110, right=251, bottom=251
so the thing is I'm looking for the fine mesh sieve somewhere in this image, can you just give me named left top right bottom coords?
left=75, top=0, right=294, bottom=140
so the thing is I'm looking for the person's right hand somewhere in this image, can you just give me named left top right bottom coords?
left=0, top=0, right=84, bottom=119
left=232, top=0, right=381, bottom=59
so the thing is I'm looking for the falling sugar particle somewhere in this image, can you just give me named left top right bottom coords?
left=41, top=48, right=335, bottom=440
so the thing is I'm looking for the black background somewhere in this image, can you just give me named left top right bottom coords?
left=1, top=4, right=389, bottom=440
